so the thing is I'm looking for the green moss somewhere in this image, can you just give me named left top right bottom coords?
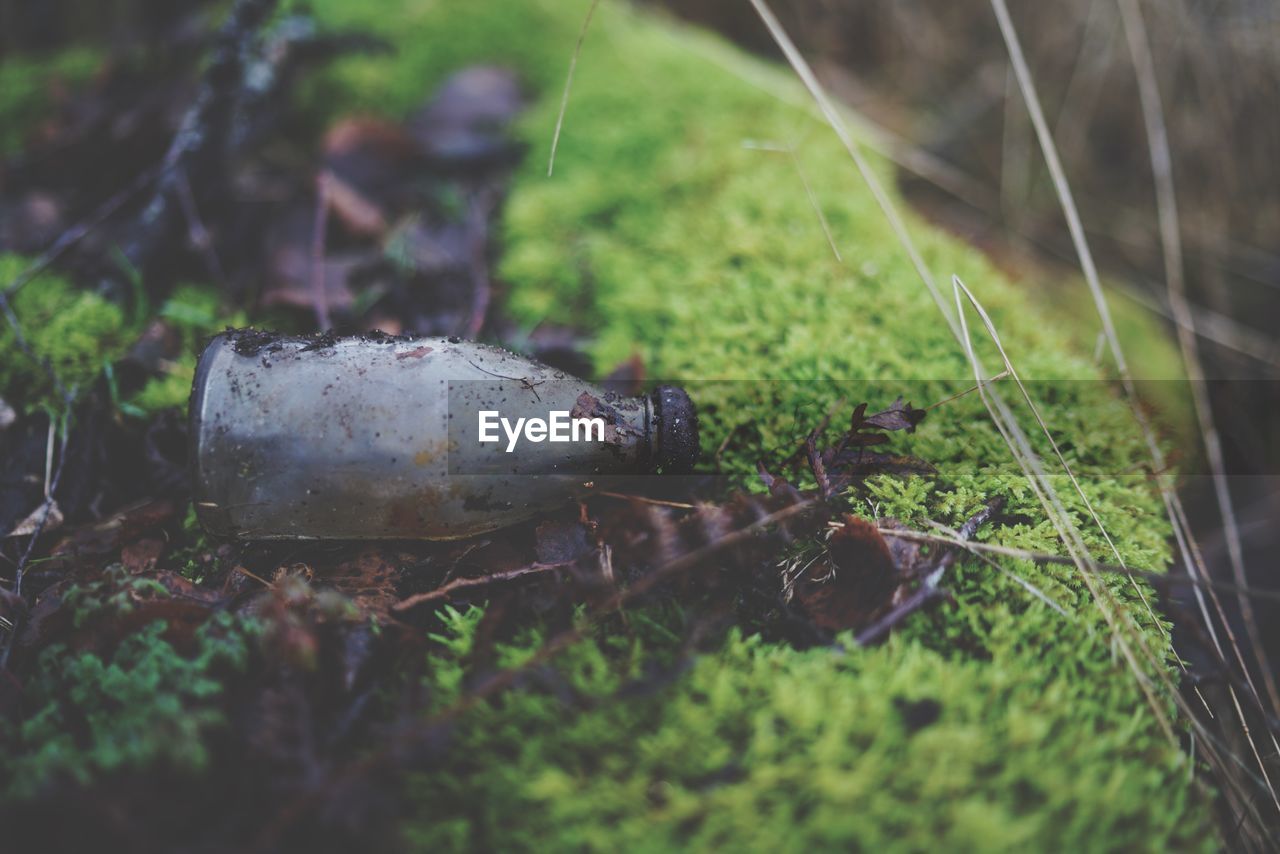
left=125, top=283, right=246, bottom=416
left=0, top=567, right=259, bottom=799
left=407, top=608, right=1206, bottom=852
left=291, top=0, right=1213, bottom=847
left=0, top=254, right=131, bottom=413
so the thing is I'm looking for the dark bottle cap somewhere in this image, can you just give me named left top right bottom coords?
left=649, top=385, right=700, bottom=474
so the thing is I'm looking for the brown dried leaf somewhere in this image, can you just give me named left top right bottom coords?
left=859, top=396, right=926, bottom=433
left=50, top=499, right=176, bottom=561
left=120, top=537, right=165, bottom=573
left=792, top=515, right=900, bottom=632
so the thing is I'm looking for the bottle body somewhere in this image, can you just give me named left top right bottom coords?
left=189, top=331, right=696, bottom=540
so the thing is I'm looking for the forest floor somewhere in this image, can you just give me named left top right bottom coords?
left=0, top=0, right=1262, bottom=850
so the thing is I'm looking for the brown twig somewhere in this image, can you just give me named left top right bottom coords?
left=392, top=563, right=565, bottom=613
left=924, top=369, right=1010, bottom=410
left=590, top=491, right=697, bottom=510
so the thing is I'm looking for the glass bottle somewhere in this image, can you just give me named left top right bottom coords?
left=189, top=330, right=698, bottom=539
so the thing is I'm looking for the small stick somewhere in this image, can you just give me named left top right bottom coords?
left=804, top=429, right=832, bottom=499
left=393, top=563, right=564, bottom=613
left=175, top=166, right=227, bottom=287
left=925, top=369, right=1010, bottom=410
left=590, top=491, right=697, bottom=510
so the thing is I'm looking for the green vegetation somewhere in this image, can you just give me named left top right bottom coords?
left=407, top=606, right=1206, bottom=851
left=0, top=567, right=259, bottom=799
left=125, top=283, right=246, bottom=416
left=291, top=0, right=1214, bottom=848
left=0, top=255, right=130, bottom=413
left=0, top=0, right=1214, bottom=847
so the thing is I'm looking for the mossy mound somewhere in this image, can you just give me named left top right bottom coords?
left=288, top=0, right=1213, bottom=848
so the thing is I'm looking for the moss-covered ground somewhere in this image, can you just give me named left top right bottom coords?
left=0, top=0, right=1215, bottom=848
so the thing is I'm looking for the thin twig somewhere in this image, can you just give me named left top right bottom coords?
left=392, top=563, right=564, bottom=613
left=0, top=406, right=73, bottom=669
left=1, top=164, right=163, bottom=300
left=464, top=188, right=495, bottom=339
left=174, top=166, right=227, bottom=287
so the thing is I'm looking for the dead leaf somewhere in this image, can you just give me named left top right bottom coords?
left=50, top=499, right=175, bottom=559
left=859, top=396, right=926, bottom=433
left=791, top=515, right=900, bottom=632
left=5, top=499, right=63, bottom=538
left=121, top=536, right=165, bottom=573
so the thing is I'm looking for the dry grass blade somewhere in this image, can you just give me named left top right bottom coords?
left=879, top=524, right=1280, bottom=607
left=746, top=0, right=961, bottom=340
left=988, top=0, right=1280, bottom=829
left=951, top=276, right=1177, bottom=739
left=1116, top=0, right=1280, bottom=715
left=547, top=0, right=601, bottom=177
left=948, top=277, right=1171, bottom=648
left=747, top=0, right=1194, bottom=768
left=392, top=563, right=565, bottom=612
left=954, top=274, right=1276, bottom=839
left=745, top=0, right=1275, bottom=833
left=742, top=139, right=842, bottom=262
